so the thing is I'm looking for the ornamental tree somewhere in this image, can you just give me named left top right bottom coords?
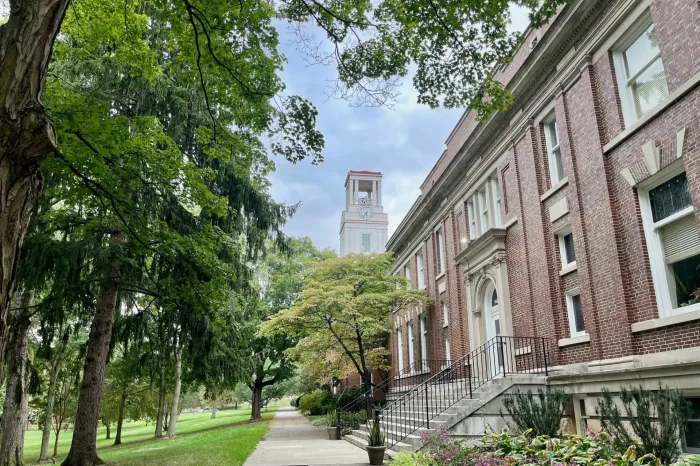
left=261, top=252, right=430, bottom=409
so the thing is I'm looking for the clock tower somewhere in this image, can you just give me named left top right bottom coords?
left=340, top=170, right=389, bottom=256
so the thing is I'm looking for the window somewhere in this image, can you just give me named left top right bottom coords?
left=566, top=291, right=585, bottom=337
left=492, top=176, right=502, bottom=226
left=478, top=188, right=490, bottom=232
left=416, top=252, right=425, bottom=289
left=544, top=114, right=564, bottom=185
left=684, top=397, right=700, bottom=453
left=436, top=228, right=446, bottom=275
left=404, top=263, right=411, bottom=288
left=408, top=322, right=415, bottom=370
left=640, top=172, right=700, bottom=316
left=557, top=228, right=577, bottom=269
left=396, top=328, right=404, bottom=373
left=419, top=314, right=428, bottom=367
left=445, top=338, right=451, bottom=362
left=361, top=233, right=371, bottom=252
left=442, top=301, right=449, bottom=327
left=613, top=14, right=669, bottom=126
left=467, top=201, right=478, bottom=240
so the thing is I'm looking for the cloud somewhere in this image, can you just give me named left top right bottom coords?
left=271, top=7, right=531, bottom=252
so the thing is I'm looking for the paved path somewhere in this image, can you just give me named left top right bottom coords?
left=244, top=406, right=368, bottom=466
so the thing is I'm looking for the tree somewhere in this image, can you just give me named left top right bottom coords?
left=0, top=0, right=572, bottom=379
left=261, top=253, right=429, bottom=414
left=247, top=237, right=334, bottom=419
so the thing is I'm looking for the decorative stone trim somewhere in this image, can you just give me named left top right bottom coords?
left=559, top=262, right=578, bottom=276
left=541, top=177, right=569, bottom=202
left=558, top=333, right=591, bottom=347
left=502, top=216, right=518, bottom=229
left=549, top=197, right=569, bottom=222
left=631, top=308, right=700, bottom=333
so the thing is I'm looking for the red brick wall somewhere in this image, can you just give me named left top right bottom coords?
left=390, top=0, right=700, bottom=372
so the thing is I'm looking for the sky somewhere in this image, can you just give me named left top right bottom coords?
left=270, top=10, right=530, bottom=252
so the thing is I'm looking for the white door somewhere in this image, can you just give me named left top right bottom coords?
left=484, top=282, right=504, bottom=378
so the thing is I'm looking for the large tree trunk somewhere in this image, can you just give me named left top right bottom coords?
left=166, top=340, right=182, bottom=439
left=39, top=346, right=65, bottom=463
left=113, top=389, right=127, bottom=445
left=251, top=381, right=263, bottom=420
left=0, top=0, right=70, bottom=383
left=61, top=264, right=120, bottom=466
left=154, top=364, right=166, bottom=438
left=0, top=298, right=32, bottom=466
left=103, top=421, right=110, bottom=440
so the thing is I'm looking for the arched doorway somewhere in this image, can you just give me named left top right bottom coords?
left=483, top=281, right=504, bottom=377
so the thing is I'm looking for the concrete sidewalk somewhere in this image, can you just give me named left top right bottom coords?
left=243, top=406, right=369, bottom=466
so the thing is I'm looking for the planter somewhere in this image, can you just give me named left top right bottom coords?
left=366, top=446, right=386, bottom=465
left=326, top=427, right=337, bottom=440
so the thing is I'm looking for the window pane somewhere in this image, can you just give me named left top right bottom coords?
left=649, top=173, right=692, bottom=222
left=631, top=57, right=669, bottom=117
left=564, top=233, right=576, bottom=263
left=672, top=253, right=700, bottom=308
left=550, top=147, right=564, bottom=183
left=624, top=24, right=660, bottom=78
left=572, top=294, right=585, bottom=333
left=548, top=121, right=559, bottom=148
left=685, top=398, right=700, bottom=449
left=362, top=234, right=371, bottom=252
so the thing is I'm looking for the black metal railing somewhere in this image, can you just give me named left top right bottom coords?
left=377, top=336, right=550, bottom=448
left=335, top=359, right=449, bottom=439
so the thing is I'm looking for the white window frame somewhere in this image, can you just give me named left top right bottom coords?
left=396, top=328, right=404, bottom=373
left=492, top=175, right=502, bottom=226
left=408, top=322, right=415, bottom=371
left=557, top=226, right=577, bottom=272
left=404, top=263, right=412, bottom=289
left=436, top=227, right=446, bottom=275
left=445, top=338, right=451, bottom=362
left=638, top=167, right=700, bottom=318
left=612, top=11, right=668, bottom=127
left=416, top=252, right=425, bottom=289
left=683, top=397, right=700, bottom=453
left=361, top=233, right=371, bottom=252
left=566, top=289, right=586, bottom=338
left=419, top=314, right=428, bottom=368
left=467, top=200, right=478, bottom=240
left=442, top=301, right=449, bottom=327
left=543, top=112, right=564, bottom=185
left=478, top=188, right=490, bottom=232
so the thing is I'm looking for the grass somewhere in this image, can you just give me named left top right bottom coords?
left=24, top=403, right=281, bottom=464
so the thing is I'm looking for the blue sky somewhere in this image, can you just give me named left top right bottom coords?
left=270, top=10, right=529, bottom=252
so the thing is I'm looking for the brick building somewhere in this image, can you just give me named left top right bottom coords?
left=383, top=0, right=700, bottom=448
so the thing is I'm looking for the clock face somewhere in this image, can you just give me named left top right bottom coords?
left=358, top=206, right=374, bottom=220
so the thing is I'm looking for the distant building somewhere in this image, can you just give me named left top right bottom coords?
left=339, top=171, right=389, bottom=256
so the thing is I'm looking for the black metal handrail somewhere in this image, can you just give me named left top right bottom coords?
left=377, top=336, right=550, bottom=448
left=335, top=359, right=449, bottom=439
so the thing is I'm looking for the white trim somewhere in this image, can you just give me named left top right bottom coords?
left=566, top=289, right=586, bottom=338
left=558, top=333, right=591, bottom=347
left=396, top=327, right=404, bottom=373
left=442, top=301, right=449, bottom=327
left=560, top=262, right=578, bottom=276
left=638, top=168, right=697, bottom=318
left=541, top=177, right=569, bottom=202
left=416, top=252, right=425, bottom=290
left=631, top=307, right=700, bottom=333
left=503, top=216, right=518, bottom=229
left=515, top=345, right=532, bottom=356
left=436, top=227, right=446, bottom=275
left=557, top=226, right=576, bottom=269
left=407, top=322, right=415, bottom=368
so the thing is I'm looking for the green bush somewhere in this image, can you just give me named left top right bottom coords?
left=298, top=389, right=336, bottom=415
left=597, top=385, right=691, bottom=465
left=501, top=388, right=570, bottom=437
left=336, top=385, right=366, bottom=408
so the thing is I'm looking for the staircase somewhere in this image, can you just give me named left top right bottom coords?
left=338, top=336, right=551, bottom=457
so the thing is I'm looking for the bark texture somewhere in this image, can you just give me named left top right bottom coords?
left=61, top=264, right=120, bottom=466
left=38, top=341, right=66, bottom=463
left=166, top=341, right=182, bottom=439
left=113, top=389, right=126, bottom=445
left=0, top=0, right=70, bottom=381
left=0, top=298, right=32, bottom=466
left=154, top=364, right=165, bottom=438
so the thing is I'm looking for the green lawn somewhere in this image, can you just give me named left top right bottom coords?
left=24, top=403, right=280, bottom=464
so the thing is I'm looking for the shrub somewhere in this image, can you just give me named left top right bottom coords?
left=298, top=389, right=336, bottom=415
left=501, top=388, right=570, bottom=437
left=597, top=385, right=691, bottom=465
left=336, top=385, right=366, bottom=408
left=325, top=411, right=337, bottom=427
left=367, top=419, right=386, bottom=447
